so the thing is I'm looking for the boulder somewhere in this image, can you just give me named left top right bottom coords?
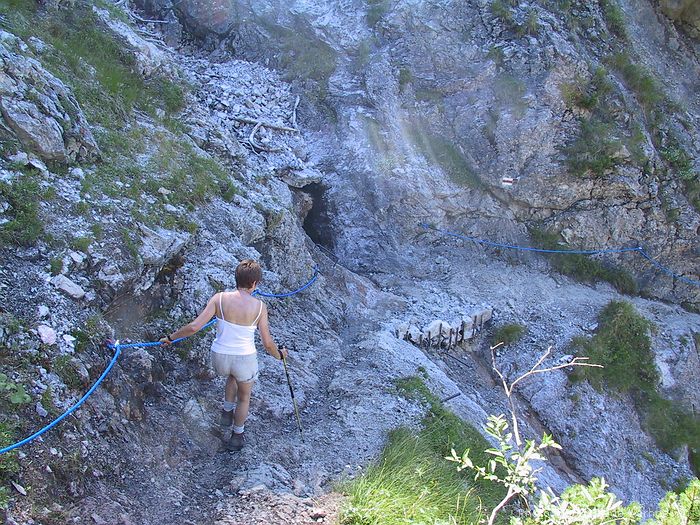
left=173, top=0, right=238, bottom=39
left=138, top=224, right=190, bottom=266
left=50, top=274, right=86, bottom=300
left=0, top=99, right=65, bottom=160
left=0, top=33, right=99, bottom=163
left=37, top=324, right=57, bottom=345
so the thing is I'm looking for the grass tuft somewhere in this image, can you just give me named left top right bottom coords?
left=571, top=301, right=656, bottom=393
left=571, top=301, right=700, bottom=474
left=492, top=323, right=527, bottom=346
left=0, top=173, right=44, bottom=246
left=340, top=376, right=507, bottom=525
left=600, top=0, right=628, bottom=40
left=529, top=228, right=638, bottom=294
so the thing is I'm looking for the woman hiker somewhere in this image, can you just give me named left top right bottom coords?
left=160, top=259, right=287, bottom=451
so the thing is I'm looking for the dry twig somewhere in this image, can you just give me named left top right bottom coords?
left=490, top=344, right=602, bottom=447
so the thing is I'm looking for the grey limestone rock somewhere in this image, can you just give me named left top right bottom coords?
left=50, top=274, right=86, bottom=300
left=0, top=32, right=99, bottom=163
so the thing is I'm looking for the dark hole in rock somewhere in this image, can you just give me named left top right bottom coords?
left=301, top=182, right=335, bottom=251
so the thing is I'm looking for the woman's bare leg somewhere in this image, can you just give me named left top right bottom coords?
left=233, top=380, right=254, bottom=430
left=225, top=375, right=238, bottom=403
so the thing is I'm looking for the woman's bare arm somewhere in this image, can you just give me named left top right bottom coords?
left=160, top=294, right=218, bottom=344
left=257, top=302, right=287, bottom=359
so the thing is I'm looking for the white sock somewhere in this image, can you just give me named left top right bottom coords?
left=223, top=401, right=236, bottom=412
left=233, top=424, right=245, bottom=434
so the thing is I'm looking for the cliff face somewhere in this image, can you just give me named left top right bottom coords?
left=138, top=0, right=700, bottom=308
left=1, top=1, right=700, bottom=523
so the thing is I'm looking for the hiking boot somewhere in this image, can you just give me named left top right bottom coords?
left=220, top=409, right=234, bottom=427
left=227, top=432, right=245, bottom=452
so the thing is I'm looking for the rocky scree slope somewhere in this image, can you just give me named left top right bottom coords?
left=0, top=1, right=700, bottom=524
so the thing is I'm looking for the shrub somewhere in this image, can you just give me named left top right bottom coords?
left=518, top=9, right=540, bottom=36
left=71, top=236, right=92, bottom=253
left=562, top=117, right=621, bottom=177
left=398, top=67, right=412, bottom=91
left=0, top=373, right=31, bottom=406
left=50, top=257, right=63, bottom=276
left=642, top=393, right=700, bottom=457
left=572, top=301, right=657, bottom=393
left=515, top=477, right=641, bottom=524
left=53, top=355, right=83, bottom=390
left=491, top=0, right=516, bottom=23
left=561, top=67, right=612, bottom=110
left=492, top=323, right=527, bottom=346
left=366, top=0, right=390, bottom=28
left=650, top=478, right=700, bottom=524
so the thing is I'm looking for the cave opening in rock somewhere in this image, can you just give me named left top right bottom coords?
left=301, top=182, right=336, bottom=251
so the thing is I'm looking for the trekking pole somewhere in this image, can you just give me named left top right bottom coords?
left=281, top=345, right=304, bottom=442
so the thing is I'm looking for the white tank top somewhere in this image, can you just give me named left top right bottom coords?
left=210, top=292, right=263, bottom=356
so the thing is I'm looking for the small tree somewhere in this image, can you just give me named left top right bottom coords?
left=650, top=478, right=700, bottom=525
left=447, top=345, right=605, bottom=525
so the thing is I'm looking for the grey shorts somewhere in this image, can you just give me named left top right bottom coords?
left=210, top=352, right=259, bottom=383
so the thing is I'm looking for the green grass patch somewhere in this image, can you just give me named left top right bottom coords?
left=642, top=393, right=700, bottom=462
left=491, top=0, right=517, bottom=24
left=661, top=140, right=700, bottom=212
left=570, top=302, right=700, bottom=472
left=71, top=235, right=92, bottom=253
left=571, top=301, right=657, bottom=393
left=407, top=125, right=483, bottom=188
left=562, top=117, right=621, bottom=177
left=517, top=9, right=540, bottom=37
left=606, top=53, right=664, bottom=117
left=600, top=0, right=628, bottom=40
left=0, top=173, right=44, bottom=246
left=341, top=376, right=506, bottom=525
left=0, top=421, right=18, bottom=509
left=0, top=3, right=187, bottom=128
left=266, top=23, right=337, bottom=83
left=49, top=257, right=63, bottom=276
left=398, top=67, right=412, bottom=91
left=492, top=323, right=527, bottom=346
left=561, top=67, right=612, bottom=111
left=52, top=355, right=83, bottom=390
left=529, top=228, right=638, bottom=294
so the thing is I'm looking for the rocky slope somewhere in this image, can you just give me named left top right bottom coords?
left=1, top=1, right=700, bottom=523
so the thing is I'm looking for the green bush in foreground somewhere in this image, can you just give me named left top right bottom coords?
left=650, top=478, right=700, bottom=524
left=340, top=377, right=505, bottom=525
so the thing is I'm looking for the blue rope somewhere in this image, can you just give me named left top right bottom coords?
left=637, top=250, right=700, bottom=287
left=252, top=266, right=319, bottom=298
left=0, top=267, right=320, bottom=455
left=422, top=224, right=700, bottom=287
left=0, top=343, right=123, bottom=456
left=421, top=224, right=641, bottom=255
